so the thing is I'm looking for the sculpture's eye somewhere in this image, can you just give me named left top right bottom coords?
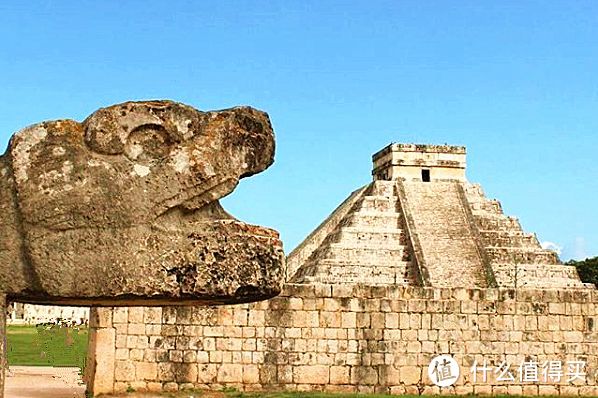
left=124, top=124, right=172, bottom=161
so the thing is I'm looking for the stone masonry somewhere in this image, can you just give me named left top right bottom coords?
left=87, top=143, right=595, bottom=395
left=89, top=285, right=598, bottom=395
left=290, top=182, right=419, bottom=286
left=288, top=143, right=586, bottom=289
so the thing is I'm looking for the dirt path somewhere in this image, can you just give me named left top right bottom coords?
left=4, top=366, right=233, bottom=398
left=4, top=367, right=230, bottom=398
left=5, top=366, right=86, bottom=398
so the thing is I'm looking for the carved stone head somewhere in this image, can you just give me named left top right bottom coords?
left=0, top=100, right=284, bottom=305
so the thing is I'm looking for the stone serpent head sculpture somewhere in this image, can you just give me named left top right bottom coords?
left=0, top=100, right=284, bottom=306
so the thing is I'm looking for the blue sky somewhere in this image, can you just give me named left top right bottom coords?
left=0, top=1, right=596, bottom=260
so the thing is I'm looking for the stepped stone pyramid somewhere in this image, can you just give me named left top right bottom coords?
left=287, top=143, right=588, bottom=289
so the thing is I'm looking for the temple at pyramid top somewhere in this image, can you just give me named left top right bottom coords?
left=372, top=143, right=467, bottom=182
left=287, top=143, right=591, bottom=290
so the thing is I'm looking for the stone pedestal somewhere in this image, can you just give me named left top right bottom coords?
left=84, top=308, right=116, bottom=395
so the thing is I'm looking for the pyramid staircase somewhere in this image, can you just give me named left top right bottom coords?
left=398, top=181, right=489, bottom=288
left=290, top=181, right=419, bottom=285
left=462, top=183, right=585, bottom=288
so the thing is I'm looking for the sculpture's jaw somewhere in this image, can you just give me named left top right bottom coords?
left=10, top=219, right=285, bottom=307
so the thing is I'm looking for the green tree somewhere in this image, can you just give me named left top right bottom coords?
left=566, top=256, right=598, bottom=286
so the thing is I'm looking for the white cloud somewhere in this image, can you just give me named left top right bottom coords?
left=573, top=237, right=587, bottom=260
left=541, top=241, right=562, bottom=256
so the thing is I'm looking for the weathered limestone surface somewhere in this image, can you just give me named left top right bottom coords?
left=462, top=183, right=585, bottom=288
left=288, top=177, right=584, bottom=289
left=86, top=309, right=116, bottom=393
left=372, top=143, right=467, bottom=182
left=398, top=181, right=488, bottom=288
left=0, top=100, right=284, bottom=398
left=90, top=284, right=598, bottom=395
left=291, top=181, right=419, bottom=285
left=286, top=186, right=368, bottom=281
left=0, top=100, right=284, bottom=305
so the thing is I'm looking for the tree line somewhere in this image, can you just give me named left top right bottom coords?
left=566, top=256, right=598, bottom=286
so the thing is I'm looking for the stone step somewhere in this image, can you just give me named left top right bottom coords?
left=306, top=258, right=414, bottom=269
left=302, top=274, right=414, bottom=285
left=407, top=204, right=463, bottom=212
left=357, top=195, right=398, bottom=212
left=349, top=209, right=401, bottom=217
left=470, top=199, right=503, bottom=214
left=490, top=263, right=586, bottom=288
left=474, top=215, right=522, bottom=231
left=462, top=183, right=485, bottom=198
left=403, top=192, right=457, bottom=200
left=518, top=263, right=579, bottom=276
left=325, top=264, right=413, bottom=278
left=335, top=226, right=406, bottom=235
left=368, top=180, right=396, bottom=197
left=417, top=222, right=478, bottom=235
left=322, top=245, right=407, bottom=261
left=479, top=229, right=536, bottom=239
left=403, top=181, right=455, bottom=191
left=301, top=262, right=417, bottom=285
left=479, top=230, right=540, bottom=248
left=486, top=247, right=560, bottom=264
left=517, top=278, right=586, bottom=288
left=329, top=228, right=406, bottom=248
left=342, top=212, right=402, bottom=228
left=401, top=181, right=488, bottom=288
left=360, top=194, right=397, bottom=201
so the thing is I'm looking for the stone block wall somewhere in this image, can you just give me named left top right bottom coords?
left=86, top=284, right=598, bottom=395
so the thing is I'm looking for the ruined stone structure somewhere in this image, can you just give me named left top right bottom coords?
left=288, top=143, right=585, bottom=289
left=90, top=285, right=598, bottom=395
left=7, top=302, right=89, bottom=325
left=0, top=100, right=284, bottom=397
left=88, top=143, right=596, bottom=396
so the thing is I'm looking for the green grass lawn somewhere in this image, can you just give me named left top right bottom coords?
left=6, top=324, right=88, bottom=370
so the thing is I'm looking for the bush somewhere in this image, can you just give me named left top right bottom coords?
left=567, top=256, right=598, bottom=286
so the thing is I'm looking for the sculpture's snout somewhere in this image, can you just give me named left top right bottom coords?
left=230, top=107, right=276, bottom=178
